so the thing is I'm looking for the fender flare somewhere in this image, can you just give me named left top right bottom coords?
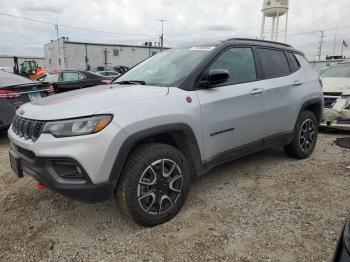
left=298, top=98, right=323, bottom=123
left=108, top=123, right=202, bottom=186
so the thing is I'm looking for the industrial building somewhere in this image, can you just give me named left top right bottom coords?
left=44, top=37, right=165, bottom=72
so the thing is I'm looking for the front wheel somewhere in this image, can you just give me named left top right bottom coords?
left=116, top=143, right=191, bottom=227
left=284, top=110, right=318, bottom=159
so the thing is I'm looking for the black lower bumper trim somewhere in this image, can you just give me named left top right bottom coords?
left=10, top=147, right=114, bottom=203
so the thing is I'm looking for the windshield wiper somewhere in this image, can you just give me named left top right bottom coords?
left=115, top=80, right=146, bottom=85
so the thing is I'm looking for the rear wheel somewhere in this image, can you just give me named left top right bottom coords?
left=284, top=110, right=318, bottom=159
left=116, top=143, right=191, bottom=227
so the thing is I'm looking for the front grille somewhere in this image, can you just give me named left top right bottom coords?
left=323, top=96, right=340, bottom=108
left=12, top=115, right=45, bottom=142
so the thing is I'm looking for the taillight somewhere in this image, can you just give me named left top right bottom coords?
left=101, top=79, right=112, bottom=84
left=0, top=90, right=20, bottom=99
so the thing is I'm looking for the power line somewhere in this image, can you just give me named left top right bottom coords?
left=0, top=11, right=156, bottom=38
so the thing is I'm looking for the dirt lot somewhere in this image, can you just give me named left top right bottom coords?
left=0, top=131, right=350, bottom=262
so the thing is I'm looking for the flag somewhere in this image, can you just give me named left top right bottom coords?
left=343, top=40, right=348, bottom=48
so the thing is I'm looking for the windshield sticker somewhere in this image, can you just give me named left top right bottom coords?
left=189, top=46, right=215, bottom=51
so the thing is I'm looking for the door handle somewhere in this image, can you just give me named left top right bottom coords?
left=293, top=80, right=302, bottom=86
left=250, top=88, right=265, bottom=95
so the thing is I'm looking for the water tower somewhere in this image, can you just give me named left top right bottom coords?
left=260, top=0, right=289, bottom=42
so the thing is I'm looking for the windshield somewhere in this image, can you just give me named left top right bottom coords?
left=115, top=48, right=211, bottom=86
left=321, top=64, right=350, bottom=78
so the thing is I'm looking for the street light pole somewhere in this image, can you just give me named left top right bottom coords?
left=158, top=19, right=166, bottom=51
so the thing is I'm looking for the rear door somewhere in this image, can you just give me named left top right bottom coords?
left=255, top=48, right=301, bottom=138
left=195, top=46, right=267, bottom=160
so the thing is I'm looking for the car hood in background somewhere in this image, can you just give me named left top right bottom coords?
left=18, top=84, right=169, bottom=120
left=321, top=77, right=350, bottom=95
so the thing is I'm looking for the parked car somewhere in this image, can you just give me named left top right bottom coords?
left=37, top=70, right=113, bottom=93
left=0, top=71, right=53, bottom=130
left=96, top=71, right=121, bottom=78
left=333, top=216, right=350, bottom=261
left=8, top=38, right=322, bottom=226
left=320, top=62, right=350, bottom=130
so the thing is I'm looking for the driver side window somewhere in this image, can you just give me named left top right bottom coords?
left=209, top=47, right=257, bottom=85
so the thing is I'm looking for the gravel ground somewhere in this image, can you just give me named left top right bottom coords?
left=1, top=131, right=350, bottom=262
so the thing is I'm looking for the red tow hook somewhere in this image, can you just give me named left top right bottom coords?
left=36, top=183, right=47, bottom=190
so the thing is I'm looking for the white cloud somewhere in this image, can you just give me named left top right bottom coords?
left=0, top=0, right=350, bottom=59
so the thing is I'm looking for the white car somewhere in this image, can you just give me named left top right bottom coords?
left=321, top=62, right=350, bottom=130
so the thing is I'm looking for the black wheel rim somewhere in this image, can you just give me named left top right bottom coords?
left=137, top=159, right=183, bottom=215
left=299, top=119, right=316, bottom=152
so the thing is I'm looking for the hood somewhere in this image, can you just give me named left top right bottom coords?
left=18, top=84, right=169, bottom=120
left=321, top=77, right=350, bottom=95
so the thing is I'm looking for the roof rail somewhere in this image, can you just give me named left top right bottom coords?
left=224, top=38, right=292, bottom=48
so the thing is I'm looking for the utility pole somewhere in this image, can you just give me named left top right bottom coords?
left=55, top=17, right=59, bottom=39
left=158, top=19, right=166, bottom=51
left=333, top=26, right=338, bottom=56
left=318, top=30, right=325, bottom=61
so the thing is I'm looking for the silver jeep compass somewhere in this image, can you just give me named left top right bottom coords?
left=8, top=38, right=323, bottom=226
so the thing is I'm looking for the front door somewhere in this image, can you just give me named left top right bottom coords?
left=195, top=47, right=267, bottom=161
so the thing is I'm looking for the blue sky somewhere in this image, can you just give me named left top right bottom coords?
left=0, top=0, right=349, bottom=60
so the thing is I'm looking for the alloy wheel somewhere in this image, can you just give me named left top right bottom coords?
left=299, top=119, right=316, bottom=152
left=137, top=159, right=183, bottom=215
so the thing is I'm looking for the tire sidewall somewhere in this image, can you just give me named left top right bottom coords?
left=122, top=144, right=191, bottom=226
left=294, top=111, right=318, bottom=158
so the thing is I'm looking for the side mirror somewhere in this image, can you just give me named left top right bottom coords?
left=198, top=69, right=230, bottom=88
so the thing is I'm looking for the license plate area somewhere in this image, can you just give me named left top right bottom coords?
left=9, top=150, right=23, bottom=177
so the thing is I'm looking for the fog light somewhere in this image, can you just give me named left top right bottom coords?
left=50, top=160, right=86, bottom=180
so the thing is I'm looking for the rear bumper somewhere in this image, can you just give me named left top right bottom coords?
left=9, top=145, right=114, bottom=203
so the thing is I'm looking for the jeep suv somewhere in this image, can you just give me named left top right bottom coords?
left=8, top=39, right=323, bottom=226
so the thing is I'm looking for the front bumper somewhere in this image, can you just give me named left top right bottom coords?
left=321, top=106, right=350, bottom=130
left=8, top=120, right=129, bottom=203
left=9, top=144, right=114, bottom=203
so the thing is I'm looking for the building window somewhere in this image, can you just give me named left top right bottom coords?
left=58, top=58, right=61, bottom=66
left=49, top=58, right=52, bottom=64
left=113, top=49, right=119, bottom=56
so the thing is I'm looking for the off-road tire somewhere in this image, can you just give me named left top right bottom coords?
left=116, top=143, right=191, bottom=227
left=284, top=110, right=318, bottom=159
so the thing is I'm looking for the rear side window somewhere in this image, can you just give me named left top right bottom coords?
left=287, top=52, right=301, bottom=72
left=257, top=48, right=291, bottom=78
left=62, top=72, right=80, bottom=81
left=78, top=72, right=86, bottom=80
left=209, top=47, right=257, bottom=84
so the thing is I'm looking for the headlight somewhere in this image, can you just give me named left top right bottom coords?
left=42, top=115, right=113, bottom=137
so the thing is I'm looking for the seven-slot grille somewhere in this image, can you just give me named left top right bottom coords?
left=12, top=115, right=45, bottom=142
left=323, top=96, right=340, bottom=108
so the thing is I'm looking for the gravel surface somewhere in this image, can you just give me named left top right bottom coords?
left=1, top=131, right=350, bottom=261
